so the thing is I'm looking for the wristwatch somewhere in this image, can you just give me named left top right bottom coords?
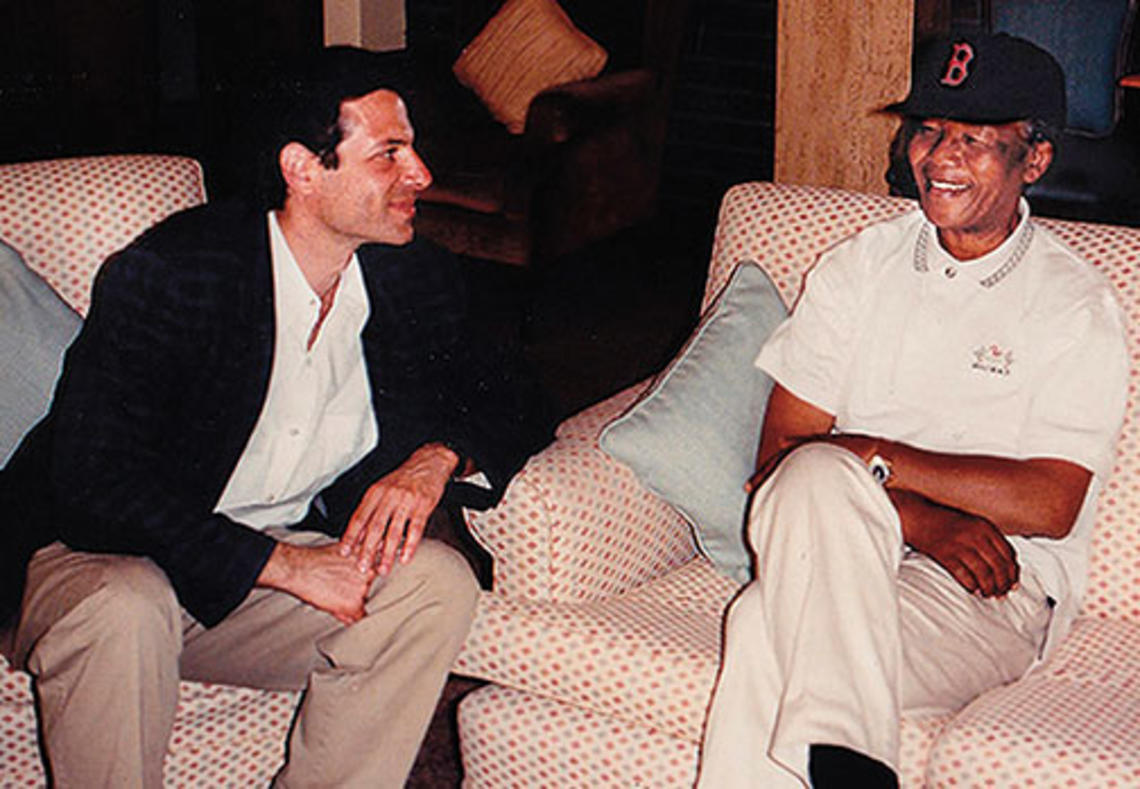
left=868, top=454, right=892, bottom=486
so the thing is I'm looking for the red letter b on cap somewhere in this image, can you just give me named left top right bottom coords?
left=940, top=43, right=974, bottom=87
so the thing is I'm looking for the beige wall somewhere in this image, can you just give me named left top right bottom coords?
left=775, top=0, right=913, bottom=194
left=324, top=0, right=406, bottom=51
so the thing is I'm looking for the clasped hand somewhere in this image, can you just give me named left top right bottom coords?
left=338, top=443, right=459, bottom=576
left=258, top=443, right=460, bottom=624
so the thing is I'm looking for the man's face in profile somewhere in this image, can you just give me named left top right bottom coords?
left=310, top=89, right=433, bottom=247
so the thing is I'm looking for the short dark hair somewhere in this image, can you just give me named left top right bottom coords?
left=248, top=46, right=414, bottom=209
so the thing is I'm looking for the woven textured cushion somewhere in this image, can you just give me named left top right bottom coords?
left=453, top=0, right=608, bottom=134
left=599, top=262, right=787, bottom=583
left=0, top=239, right=81, bottom=467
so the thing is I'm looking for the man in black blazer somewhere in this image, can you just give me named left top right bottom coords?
left=1, top=47, right=551, bottom=787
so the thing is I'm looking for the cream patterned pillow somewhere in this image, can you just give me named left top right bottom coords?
left=453, top=0, right=608, bottom=133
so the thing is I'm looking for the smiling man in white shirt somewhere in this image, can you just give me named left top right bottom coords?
left=697, top=32, right=1128, bottom=788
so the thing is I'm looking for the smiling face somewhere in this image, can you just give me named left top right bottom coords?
left=310, top=89, right=432, bottom=248
left=907, top=118, right=1052, bottom=260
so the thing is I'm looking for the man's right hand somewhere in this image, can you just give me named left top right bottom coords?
left=256, top=541, right=375, bottom=625
left=890, top=489, right=1020, bottom=598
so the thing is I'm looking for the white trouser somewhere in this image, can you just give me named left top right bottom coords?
left=697, top=444, right=1051, bottom=788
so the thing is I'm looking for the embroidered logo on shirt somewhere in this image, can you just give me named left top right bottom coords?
left=972, top=343, right=1013, bottom=376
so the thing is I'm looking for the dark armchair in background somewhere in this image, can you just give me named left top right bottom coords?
left=990, top=0, right=1140, bottom=225
left=407, top=0, right=693, bottom=266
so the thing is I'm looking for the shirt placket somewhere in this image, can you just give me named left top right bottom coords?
left=264, top=301, right=325, bottom=503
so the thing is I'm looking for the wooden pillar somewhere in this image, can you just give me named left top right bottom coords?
left=775, top=0, right=913, bottom=194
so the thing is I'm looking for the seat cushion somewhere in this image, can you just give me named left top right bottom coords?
left=458, top=557, right=953, bottom=785
left=458, top=558, right=734, bottom=741
left=926, top=616, right=1140, bottom=785
left=1, top=655, right=298, bottom=786
left=458, top=683, right=701, bottom=787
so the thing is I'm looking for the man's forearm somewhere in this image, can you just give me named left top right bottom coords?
left=759, top=383, right=1091, bottom=540
left=875, top=438, right=1089, bottom=539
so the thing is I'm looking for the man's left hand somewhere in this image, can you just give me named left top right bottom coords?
left=339, top=443, right=460, bottom=575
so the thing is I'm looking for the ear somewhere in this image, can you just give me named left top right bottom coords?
left=1021, top=139, right=1054, bottom=186
left=278, top=142, right=321, bottom=199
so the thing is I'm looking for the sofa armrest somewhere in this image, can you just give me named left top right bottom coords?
left=524, top=68, right=655, bottom=145
left=465, top=384, right=697, bottom=603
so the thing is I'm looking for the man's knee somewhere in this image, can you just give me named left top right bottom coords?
left=404, top=539, right=479, bottom=622
left=768, top=443, right=869, bottom=492
left=369, top=539, right=478, bottom=635
left=748, top=443, right=899, bottom=554
left=725, top=583, right=766, bottom=633
left=95, top=558, right=180, bottom=621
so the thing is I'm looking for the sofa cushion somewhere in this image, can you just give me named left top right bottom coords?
left=1, top=653, right=298, bottom=785
left=458, top=683, right=700, bottom=787
left=457, top=558, right=735, bottom=741
left=456, top=556, right=955, bottom=786
left=926, top=616, right=1140, bottom=785
left=0, top=238, right=81, bottom=467
left=599, top=261, right=787, bottom=583
left=453, top=0, right=608, bottom=134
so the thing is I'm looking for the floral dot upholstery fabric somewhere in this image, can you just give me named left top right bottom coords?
left=0, top=155, right=301, bottom=787
left=466, top=384, right=696, bottom=604
left=458, top=181, right=1140, bottom=787
left=1, top=667, right=297, bottom=787
left=928, top=617, right=1140, bottom=786
left=0, top=155, right=206, bottom=316
left=459, top=683, right=700, bottom=787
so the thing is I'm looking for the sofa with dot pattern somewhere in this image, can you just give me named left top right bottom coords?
left=0, top=156, right=300, bottom=787
left=453, top=181, right=1140, bottom=787
left=3, top=163, right=1138, bottom=787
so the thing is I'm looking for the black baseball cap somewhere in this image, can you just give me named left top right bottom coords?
left=886, top=32, right=1067, bottom=129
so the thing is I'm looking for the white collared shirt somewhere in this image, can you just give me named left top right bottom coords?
left=215, top=212, right=378, bottom=529
left=756, top=201, right=1128, bottom=653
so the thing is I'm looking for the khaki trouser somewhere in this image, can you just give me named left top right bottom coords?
left=7, top=529, right=478, bottom=789
left=697, top=444, right=1051, bottom=788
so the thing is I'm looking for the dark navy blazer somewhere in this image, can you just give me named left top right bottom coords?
left=1, top=202, right=552, bottom=627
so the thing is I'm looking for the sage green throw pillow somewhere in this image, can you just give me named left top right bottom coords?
left=0, top=239, right=81, bottom=467
left=599, top=261, right=787, bottom=583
